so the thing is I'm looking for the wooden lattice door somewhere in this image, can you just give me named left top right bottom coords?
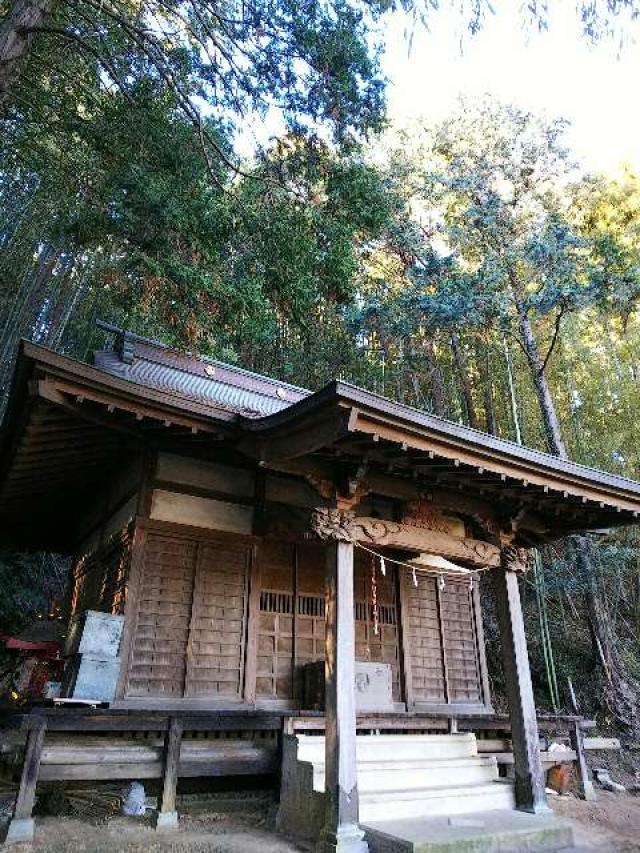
left=126, top=532, right=250, bottom=700
left=184, top=542, right=250, bottom=699
left=400, top=572, right=488, bottom=710
left=439, top=580, right=485, bottom=705
left=127, top=533, right=196, bottom=697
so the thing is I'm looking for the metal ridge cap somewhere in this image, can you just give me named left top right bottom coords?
left=96, top=321, right=311, bottom=396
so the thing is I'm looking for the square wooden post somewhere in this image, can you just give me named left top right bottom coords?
left=492, top=548, right=547, bottom=814
left=155, top=716, right=183, bottom=830
left=312, top=508, right=368, bottom=853
left=5, top=717, right=46, bottom=844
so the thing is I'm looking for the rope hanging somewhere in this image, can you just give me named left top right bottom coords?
left=370, top=555, right=380, bottom=636
left=355, top=542, right=490, bottom=589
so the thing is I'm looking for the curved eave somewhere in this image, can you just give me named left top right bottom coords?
left=239, top=380, right=640, bottom=529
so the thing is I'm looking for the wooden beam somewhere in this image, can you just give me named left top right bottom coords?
left=243, top=544, right=261, bottom=705
left=5, top=716, right=46, bottom=843
left=155, top=717, right=183, bottom=830
left=351, top=516, right=500, bottom=568
left=492, top=556, right=547, bottom=813
left=319, top=540, right=368, bottom=853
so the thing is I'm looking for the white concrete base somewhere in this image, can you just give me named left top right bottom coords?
left=364, top=809, right=574, bottom=852
left=318, top=822, right=369, bottom=853
left=4, top=817, right=35, bottom=845
left=154, top=810, right=179, bottom=831
left=278, top=734, right=516, bottom=845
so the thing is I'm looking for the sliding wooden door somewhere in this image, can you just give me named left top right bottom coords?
left=125, top=531, right=250, bottom=701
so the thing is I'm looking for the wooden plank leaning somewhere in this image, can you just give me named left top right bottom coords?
left=4, top=716, right=47, bottom=844
left=569, top=718, right=597, bottom=801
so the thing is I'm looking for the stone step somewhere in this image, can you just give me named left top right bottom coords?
left=297, top=733, right=478, bottom=764
left=310, top=755, right=500, bottom=792
left=364, top=810, right=574, bottom=853
left=359, top=781, right=516, bottom=822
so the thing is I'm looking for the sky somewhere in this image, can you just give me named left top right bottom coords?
left=381, top=3, right=640, bottom=176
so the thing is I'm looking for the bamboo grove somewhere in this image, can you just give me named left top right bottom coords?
left=3, top=0, right=640, bottom=728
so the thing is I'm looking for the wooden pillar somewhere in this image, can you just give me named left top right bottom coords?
left=5, top=717, right=46, bottom=844
left=568, top=719, right=597, bottom=801
left=313, top=509, right=368, bottom=853
left=492, top=548, right=547, bottom=814
left=155, top=716, right=183, bottom=831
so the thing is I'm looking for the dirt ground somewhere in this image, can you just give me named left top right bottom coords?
left=550, top=791, right=640, bottom=851
left=1, top=790, right=308, bottom=853
left=1, top=777, right=640, bottom=852
left=2, top=794, right=639, bottom=853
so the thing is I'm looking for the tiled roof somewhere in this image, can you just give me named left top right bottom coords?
left=93, top=324, right=310, bottom=418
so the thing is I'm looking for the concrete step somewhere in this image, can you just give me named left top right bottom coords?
left=297, top=733, right=478, bottom=764
left=364, top=810, right=574, bottom=853
left=310, top=755, right=500, bottom=793
left=359, top=781, right=516, bottom=822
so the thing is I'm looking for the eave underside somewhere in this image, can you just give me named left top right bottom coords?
left=2, top=349, right=640, bottom=551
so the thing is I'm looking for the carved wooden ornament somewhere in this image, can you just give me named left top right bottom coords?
left=402, top=498, right=454, bottom=534
left=501, top=545, right=530, bottom=574
left=310, top=508, right=501, bottom=567
left=310, top=508, right=357, bottom=542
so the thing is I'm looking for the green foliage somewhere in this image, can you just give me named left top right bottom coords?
left=0, top=551, right=67, bottom=636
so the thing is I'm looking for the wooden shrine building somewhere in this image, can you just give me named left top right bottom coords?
left=2, top=322, right=640, bottom=850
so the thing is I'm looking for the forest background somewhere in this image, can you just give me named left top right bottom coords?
left=2, top=0, right=640, bottom=730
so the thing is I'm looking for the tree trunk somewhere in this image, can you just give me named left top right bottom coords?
left=0, top=0, right=56, bottom=104
left=511, top=277, right=638, bottom=730
left=477, top=338, right=497, bottom=435
left=574, top=536, right=637, bottom=728
left=422, top=331, right=447, bottom=418
left=515, top=295, right=568, bottom=458
left=503, top=335, right=523, bottom=445
left=450, top=331, right=478, bottom=429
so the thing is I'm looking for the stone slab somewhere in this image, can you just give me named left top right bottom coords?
left=61, top=654, right=121, bottom=702
left=64, top=610, right=124, bottom=659
left=155, top=810, right=179, bottom=831
left=354, top=662, right=394, bottom=712
left=364, top=810, right=574, bottom=853
left=4, top=817, right=35, bottom=845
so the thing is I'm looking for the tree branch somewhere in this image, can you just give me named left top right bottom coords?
left=540, top=303, right=566, bottom=376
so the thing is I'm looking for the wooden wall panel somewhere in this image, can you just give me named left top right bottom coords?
left=70, top=523, right=133, bottom=617
left=126, top=534, right=196, bottom=697
left=185, top=543, right=250, bottom=699
left=402, top=572, right=487, bottom=709
left=294, top=544, right=326, bottom=701
left=440, top=580, right=484, bottom=705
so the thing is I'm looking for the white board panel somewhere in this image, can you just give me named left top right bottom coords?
left=156, top=453, right=254, bottom=497
left=150, top=489, right=254, bottom=534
